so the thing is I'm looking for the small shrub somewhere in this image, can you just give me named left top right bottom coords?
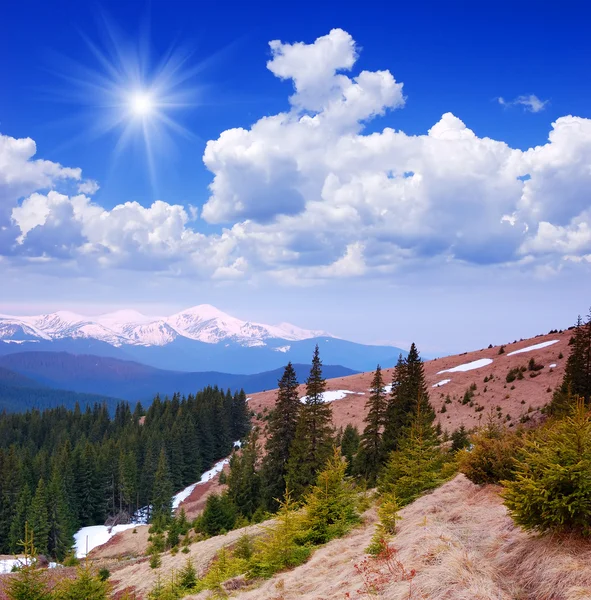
left=440, top=404, right=447, bottom=413
left=98, top=568, right=110, bottom=582
left=498, top=345, right=505, bottom=354
left=503, top=400, right=591, bottom=536
left=149, top=552, right=161, bottom=569
left=458, top=421, right=523, bottom=484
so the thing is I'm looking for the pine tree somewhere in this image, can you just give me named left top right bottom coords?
left=29, top=479, right=50, bottom=555
left=550, top=312, right=591, bottom=414
left=302, top=447, right=359, bottom=544
left=9, top=485, right=31, bottom=554
left=286, top=346, right=334, bottom=499
left=261, top=362, right=301, bottom=510
left=382, top=344, right=434, bottom=454
left=355, top=365, right=387, bottom=484
left=503, top=399, right=591, bottom=536
left=227, top=429, right=261, bottom=519
left=54, top=563, right=109, bottom=600
left=5, top=524, right=52, bottom=600
left=47, top=466, right=74, bottom=560
left=151, top=449, right=173, bottom=525
left=450, top=425, right=470, bottom=452
left=231, top=389, right=251, bottom=441
left=379, top=401, right=445, bottom=506
left=340, top=424, right=360, bottom=476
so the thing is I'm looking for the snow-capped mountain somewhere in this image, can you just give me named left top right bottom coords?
left=0, top=304, right=330, bottom=349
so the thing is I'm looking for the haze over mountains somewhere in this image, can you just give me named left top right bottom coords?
left=0, top=304, right=404, bottom=373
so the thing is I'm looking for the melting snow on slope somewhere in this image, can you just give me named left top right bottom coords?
left=438, top=358, right=493, bottom=374
left=507, top=340, right=559, bottom=356
left=172, top=456, right=231, bottom=509
left=300, top=390, right=365, bottom=403
left=74, top=524, right=137, bottom=558
left=0, top=559, right=58, bottom=573
left=432, top=379, right=451, bottom=387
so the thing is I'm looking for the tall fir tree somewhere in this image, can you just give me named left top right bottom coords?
left=286, top=346, right=334, bottom=499
left=261, top=362, right=301, bottom=510
left=227, top=429, right=261, bottom=519
left=47, top=466, right=74, bottom=560
left=340, top=424, right=360, bottom=476
left=379, top=400, right=444, bottom=506
left=29, top=479, right=49, bottom=556
left=9, top=484, right=31, bottom=553
left=151, top=449, right=173, bottom=525
left=382, top=344, right=434, bottom=454
left=355, top=365, right=387, bottom=485
left=550, top=311, right=591, bottom=414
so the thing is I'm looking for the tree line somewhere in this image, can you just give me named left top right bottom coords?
left=0, top=386, right=250, bottom=559
left=200, top=342, right=448, bottom=533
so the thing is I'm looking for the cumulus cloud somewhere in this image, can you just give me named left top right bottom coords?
left=1, top=30, right=590, bottom=283
left=498, top=94, right=549, bottom=113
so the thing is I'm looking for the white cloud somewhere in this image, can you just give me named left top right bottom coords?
left=77, top=179, right=100, bottom=195
left=498, top=94, right=548, bottom=113
left=1, top=30, right=590, bottom=283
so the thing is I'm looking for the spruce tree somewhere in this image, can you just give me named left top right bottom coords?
left=9, top=485, right=31, bottom=554
left=382, top=344, right=434, bottom=454
left=550, top=312, right=591, bottom=414
left=227, top=429, right=261, bottom=519
left=261, top=362, right=301, bottom=510
left=286, top=346, right=334, bottom=499
left=151, top=449, right=173, bottom=525
left=340, top=424, right=360, bottom=476
left=503, top=399, right=591, bottom=536
left=355, top=365, right=387, bottom=484
left=47, top=466, right=74, bottom=560
left=29, top=479, right=49, bottom=556
left=379, top=401, right=445, bottom=506
left=302, top=447, right=359, bottom=544
left=5, top=525, right=52, bottom=600
left=54, top=563, right=109, bottom=600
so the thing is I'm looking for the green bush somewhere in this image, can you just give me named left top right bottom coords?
left=503, top=401, right=591, bottom=536
left=458, top=421, right=523, bottom=484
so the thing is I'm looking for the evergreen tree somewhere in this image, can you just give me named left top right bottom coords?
left=198, top=493, right=237, bottom=536
left=340, top=424, right=360, bottom=476
left=47, top=466, right=74, bottom=560
left=261, top=362, right=301, bottom=510
left=231, top=389, right=251, bottom=441
left=9, top=485, right=31, bottom=554
left=379, top=401, right=445, bottom=506
left=227, top=429, right=261, bottom=519
left=450, top=425, right=470, bottom=452
left=286, top=346, right=334, bottom=499
left=355, top=365, right=387, bottom=484
left=302, top=447, right=359, bottom=544
left=54, top=563, right=109, bottom=600
left=382, top=344, right=434, bottom=454
left=550, top=312, right=591, bottom=414
left=29, top=479, right=49, bottom=555
left=5, top=525, right=52, bottom=600
left=503, top=399, right=591, bottom=536
left=151, top=449, right=173, bottom=525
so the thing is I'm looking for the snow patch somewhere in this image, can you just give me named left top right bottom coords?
left=273, top=345, right=291, bottom=353
left=549, top=363, right=557, bottom=368
left=0, top=559, right=58, bottom=573
left=300, top=390, right=364, bottom=403
left=74, top=524, right=137, bottom=558
left=432, top=379, right=451, bottom=387
left=1, top=339, right=39, bottom=344
left=507, top=340, right=559, bottom=356
left=437, top=358, right=493, bottom=374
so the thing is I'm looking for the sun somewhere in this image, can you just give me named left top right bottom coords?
left=129, top=91, right=154, bottom=117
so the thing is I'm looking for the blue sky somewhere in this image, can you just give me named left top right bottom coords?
left=1, top=0, right=590, bottom=354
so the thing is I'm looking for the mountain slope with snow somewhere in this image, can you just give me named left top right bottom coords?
left=0, top=304, right=329, bottom=348
left=0, top=305, right=404, bottom=373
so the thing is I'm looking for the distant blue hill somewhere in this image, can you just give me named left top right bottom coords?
left=0, top=352, right=359, bottom=405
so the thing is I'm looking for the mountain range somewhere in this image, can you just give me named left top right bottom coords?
left=0, top=352, right=357, bottom=406
left=0, top=305, right=404, bottom=373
